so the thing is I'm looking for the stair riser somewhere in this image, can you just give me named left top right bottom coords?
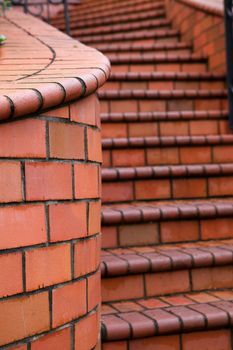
left=57, top=10, right=166, bottom=31
left=102, top=265, right=233, bottom=302
left=80, top=25, right=171, bottom=41
left=82, top=36, right=179, bottom=46
left=101, top=119, right=229, bottom=138
left=101, top=49, right=191, bottom=55
left=101, top=97, right=226, bottom=115
left=101, top=80, right=224, bottom=92
left=102, top=175, right=233, bottom=203
left=102, top=218, right=233, bottom=248
left=103, top=144, right=232, bottom=167
left=110, top=62, right=207, bottom=74
left=70, top=3, right=165, bottom=24
left=102, top=329, right=232, bottom=350
left=75, top=20, right=170, bottom=37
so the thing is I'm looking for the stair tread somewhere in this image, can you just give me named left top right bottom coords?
left=74, top=18, right=170, bottom=37
left=94, top=42, right=192, bottom=52
left=101, top=110, right=228, bottom=122
left=102, top=197, right=233, bottom=225
left=99, top=89, right=227, bottom=99
left=102, top=134, right=233, bottom=149
left=101, top=289, right=233, bottom=341
left=102, top=163, right=233, bottom=181
left=109, top=71, right=225, bottom=80
left=101, top=239, right=233, bottom=277
left=81, top=28, right=179, bottom=44
left=108, top=52, right=206, bottom=63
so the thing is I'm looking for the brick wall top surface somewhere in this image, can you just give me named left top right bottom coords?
left=0, top=9, right=110, bottom=121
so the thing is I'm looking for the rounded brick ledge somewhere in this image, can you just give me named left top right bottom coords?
left=0, top=9, right=110, bottom=121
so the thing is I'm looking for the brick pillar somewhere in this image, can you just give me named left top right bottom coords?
left=0, top=94, right=102, bottom=349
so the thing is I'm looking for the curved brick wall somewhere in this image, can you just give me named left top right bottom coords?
left=165, top=0, right=226, bottom=73
left=0, top=9, right=109, bottom=350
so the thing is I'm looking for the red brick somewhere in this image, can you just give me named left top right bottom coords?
left=160, top=121, right=188, bottom=136
left=102, top=275, right=144, bottom=302
left=75, top=310, right=99, bottom=350
left=209, top=177, right=233, bottom=196
left=147, top=147, right=179, bottom=165
left=103, top=342, right=127, bottom=350
left=102, top=123, right=127, bottom=138
left=70, top=94, right=99, bottom=126
left=49, top=121, right=85, bottom=159
left=0, top=252, right=23, bottom=298
left=74, top=163, right=100, bottom=199
left=87, top=128, right=102, bottom=162
left=182, top=329, right=231, bottom=350
left=119, top=223, right=159, bottom=246
left=189, top=120, right=218, bottom=135
left=110, top=100, right=137, bottom=113
left=173, top=178, right=207, bottom=198
left=26, top=244, right=71, bottom=291
left=201, top=218, right=233, bottom=240
left=74, top=235, right=100, bottom=277
left=130, top=335, right=180, bottom=350
left=0, top=161, right=22, bottom=203
left=102, top=226, right=118, bottom=248
left=112, top=149, right=145, bottom=167
left=31, top=328, right=71, bottom=350
left=213, top=145, right=233, bottom=162
left=52, top=280, right=86, bottom=327
left=43, top=106, right=69, bottom=119
left=102, top=182, right=133, bottom=202
left=145, top=270, right=190, bottom=296
left=0, top=204, right=46, bottom=249
left=161, top=221, right=199, bottom=243
left=25, top=162, right=72, bottom=200
left=49, top=202, right=87, bottom=242
left=129, top=122, right=158, bottom=137
left=88, top=271, right=101, bottom=311
left=180, top=147, right=211, bottom=164
left=192, top=266, right=233, bottom=291
left=0, top=118, right=46, bottom=158
left=0, top=292, right=49, bottom=346
left=139, top=100, right=166, bottom=112
left=89, top=201, right=101, bottom=235
left=135, top=179, right=171, bottom=199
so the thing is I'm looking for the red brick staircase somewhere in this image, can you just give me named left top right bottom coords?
left=53, top=0, right=233, bottom=348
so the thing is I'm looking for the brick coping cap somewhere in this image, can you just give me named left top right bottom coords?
left=0, top=9, right=110, bottom=121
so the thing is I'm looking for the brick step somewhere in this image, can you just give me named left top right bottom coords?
left=101, top=239, right=233, bottom=277
left=101, top=111, right=229, bottom=139
left=101, top=72, right=225, bottom=92
left=94, top=42, right=192, bottom=55
left=102, top=134, right=233, bottom=168
left=80, top=28, right=179, bottom=45
left=101, top=198, right=233, bottom=248
left=101, top=110, right=229, bottom=138
left=101, top=241, right=233, bottom=302
left=100, top=90, right=227, bottom=115
left=101, top=163, right=233, bottom=203
left=69, top=0, right=157, bottom=18
left=101, top=110, right=228, bottom=123
left=65, top=8, right=166, bottom=32
left=73, top=18, right=171, bottom=37
left=63, top=1, right=165, bottom=26
left=101, top=290, right=233, bottom=348
left=55, top=7, right=166, bottom=32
